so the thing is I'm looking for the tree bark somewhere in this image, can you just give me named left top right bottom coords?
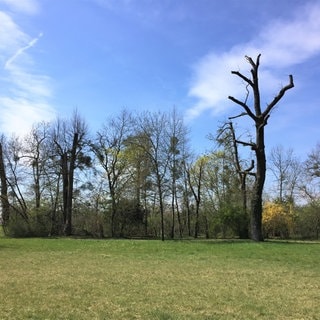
left=64, top=132, right=78, bottom=236
left=228, top=54, right=294, bottom=241
left=0, top=143, right=10, bottom=234
left=61, top=152, right=68, bottom=228
left=251, top=120, right=266, bottom=241
left=187, top=159, right=204, bottom=239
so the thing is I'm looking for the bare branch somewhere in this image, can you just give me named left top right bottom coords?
left=245, top=56, right=254, bottom=68
left=245, top=54, right=261, bottom=69
left=246, top=172, right=256, bottom=177
left=245, top=159, right=255, bottom=172
left=244, top=83, right=250, bottom=105
left=231, top=71, right=253, bottom=87
left=228, top=96, right=257, bottom=120
left=235, top=139, right=256, bottom=150
left=216, top=122, right=231, bottom=141
left=238, top=160, right=256, bottom=178
left=263, top=75, right=294, bottom=118
left=229, top=112, right=247, bottom=120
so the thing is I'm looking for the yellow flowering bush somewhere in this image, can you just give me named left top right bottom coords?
left=262, top=202, right=294, bottom=238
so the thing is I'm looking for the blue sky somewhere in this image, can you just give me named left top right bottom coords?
left=0, top=0, right=320, bottom=159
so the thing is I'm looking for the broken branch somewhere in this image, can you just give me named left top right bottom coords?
left=263, top=75, right=294, bottom=118
left=235, top=139, right=256, bottom=150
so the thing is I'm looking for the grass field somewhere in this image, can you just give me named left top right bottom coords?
left=0, top=235, right=319, bottom=319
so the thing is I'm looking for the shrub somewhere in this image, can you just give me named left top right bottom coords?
left=263, top=202, right=294, bottom=239
left=6, top=208, right=52, bottom=237
left=294, top=204, right=320, bottom=239
left=73, top=209, right=105, bottom=238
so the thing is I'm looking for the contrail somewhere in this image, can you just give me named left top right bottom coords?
left=4, top=32, right=43, bottom=69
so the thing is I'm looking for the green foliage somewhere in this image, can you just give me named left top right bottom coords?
left=6, top=214, right=29, bottom=237
left=208, top=204, right=249, bottom=239
left=295, top=203, right=320, bottom=239
left=72, top=209, right=105, bottom=238
left=107, top=198, right=146, bottom=238
left=6, top=208, right=52, bottom=237
left=146, top=211, right=163, bottom=238
left=219, top=205, right=248, bottom=238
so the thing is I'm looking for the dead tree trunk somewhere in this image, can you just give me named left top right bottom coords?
left=228, top=54, right=294, bottom=241
left=64, top=132, right=78, bottom=236
left=0, top=142, right=10, bottom=234
left=61, top=152, right=68, bottom=227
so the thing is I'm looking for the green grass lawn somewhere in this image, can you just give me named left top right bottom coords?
left=0, top=235, right=319, bottom=319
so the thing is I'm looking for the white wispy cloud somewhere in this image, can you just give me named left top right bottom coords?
left=0, top=6, right=55, bottom=136
left=0, top=0, right=39, bottom=15
left=0, top=11, right=27, bottom=60
left=187, top=1, right=320, bottom=121
left=0, top=97, right=54, bottom=134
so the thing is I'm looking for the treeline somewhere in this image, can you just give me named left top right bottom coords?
left=0, top=109, right=319, bottom=239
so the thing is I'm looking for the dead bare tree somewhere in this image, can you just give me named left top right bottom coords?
left=0, top=139, right=10, bottom=234
left=228, top=54, right=294, bottom=241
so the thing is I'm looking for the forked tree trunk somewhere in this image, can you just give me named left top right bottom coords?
left=228, top=54, right=294, bottom=241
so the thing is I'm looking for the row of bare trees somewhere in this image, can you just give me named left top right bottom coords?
left=0, top=111, right=91, bottom=236
left=0, top=109, right=194, bottom=239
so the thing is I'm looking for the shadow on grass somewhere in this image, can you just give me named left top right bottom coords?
left=264, top=239, right=320, bottom=245
left=149, top=310, right=179, bottom=320
left=181, top=238, right=320, bottom=245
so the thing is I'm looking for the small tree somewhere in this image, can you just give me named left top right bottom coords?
left=186, top=155, right=207, bottom=238
left=228, top=54, right=294, bottom=241
left=269, top=145, right=301, bottom=203
left=134, top=111, right=171, bottom=241
left=305, top=143, right=320, bottom=178
left=217, top=121, right=254, bottom=238
left=93, top=110, right=134, bottom=237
